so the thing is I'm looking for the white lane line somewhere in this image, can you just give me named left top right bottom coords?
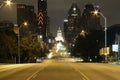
left=26, top=67, right=45, bottom=80
left=26, top=60, right=52, bottom=80
left=74, top=68, right=90, bottom=80
left=73, top=67, right=90, bottom=80
left=69, top=63, right=90, bottom=80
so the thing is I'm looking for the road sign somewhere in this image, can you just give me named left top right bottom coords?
left=99, top=47, right=110, bottom=55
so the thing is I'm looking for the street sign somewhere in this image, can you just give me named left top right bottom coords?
left=99, top=47, right=110, bottom=55
left=112, top=44, right=119, bottom=52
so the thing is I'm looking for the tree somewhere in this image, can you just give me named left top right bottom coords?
left=0, top=28, right=17, bottom=63
left=20, top=34, right=49, bottom=63
left=71, top=30, right=104, bottom=62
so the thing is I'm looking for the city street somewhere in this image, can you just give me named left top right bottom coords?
left=0, top=59, right=120, bottom=80
left=0, top=1, right=120, bottom=80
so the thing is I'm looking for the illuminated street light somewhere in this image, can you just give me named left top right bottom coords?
left=0, top=0, right=12, bottom=8
left=93, top=10, right=99, bottom=16
left=18, top=21, right=28, bottom=64
left=80, top=30, right=87, bottom=37
left=23, top=22, right=28, bottom=26
left=93, top=10, right=108, bottom=63
left=5, top=0, right=12, bottom=6
left=14, top=22, right=28, bottom=63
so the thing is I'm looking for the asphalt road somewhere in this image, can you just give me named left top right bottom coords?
left=0, top=59, right=120, bottom=80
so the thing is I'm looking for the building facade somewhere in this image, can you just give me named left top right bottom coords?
left=81, top=4, right=102, bottom=30
left=64, top=2, right=81, bottom=44
left=17, top=4, right=37, bottom=34
left=37, top=0, right=48, bottom=41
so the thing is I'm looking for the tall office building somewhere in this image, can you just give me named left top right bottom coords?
left=46, top=16, right=50, bottom=38
left=63, top=19, right=68, bottom=41
left=37, top=0, right=48, bottom=41
left=64, top=2, right=81, bottom=43
left=81, top=4, right=102, bottom=30
left=17, top=4, right=36, bottom=34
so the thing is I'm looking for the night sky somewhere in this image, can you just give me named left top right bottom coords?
left=47, top=0, right=120, bottom=36
left=0, top=0, right=120, bottom=36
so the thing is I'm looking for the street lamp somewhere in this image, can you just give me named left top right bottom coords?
left=0, top=0, right=12, bottom=8
left=80, top=30, right=87, bottom=37
left=93, top=10, right=108, bottom=62
left=5, top=0, right=12, bottom=6
left=18, top=22, right=28, bottom=63
left=14, top=22, right=28, bottom=64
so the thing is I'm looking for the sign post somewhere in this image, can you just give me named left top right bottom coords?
left=112, top=44, right=119, bottom=62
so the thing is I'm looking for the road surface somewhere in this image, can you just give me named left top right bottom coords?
left=0, top=59, right=120, bottom=80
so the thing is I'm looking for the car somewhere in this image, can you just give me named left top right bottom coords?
left=36, top=58, right=43, bottom=63
left=74, top=58, right=84, bottom=62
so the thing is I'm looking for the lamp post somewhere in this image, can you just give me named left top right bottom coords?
left=18, top=22, right=28, bottom=63
left=18, top=28, right=20, bottom=63
left=14, top=22, right=28, bottom=64
left=93, top=10, right=108, bottom=63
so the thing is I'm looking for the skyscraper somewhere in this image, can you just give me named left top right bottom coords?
left=81, top=4, right=102, bottom=30
left=17, top=4, right=36, bottom=34
left=17, top=4, right=26, bottom=27
left=37, top=0, right=48, bottom=41
left=64, top=2, right=81, bottom=43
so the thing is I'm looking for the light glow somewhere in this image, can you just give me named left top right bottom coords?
left=73, top=7, right=76, bottom=11
left=5, top=0, right=12, bottom=6
left=23, top=22, right=28, bottom=26
left=47, top=52, right=53, bottom=59
left=92, top=10, right=99, bottom=16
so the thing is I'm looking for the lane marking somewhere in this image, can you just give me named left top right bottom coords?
left=26, top=60, right=52, bottom=80
left=26, top=67, right=45, bottom=80
left=73, top=67, right=90, bottom=80
left=69, top=64, right=90, bottom=80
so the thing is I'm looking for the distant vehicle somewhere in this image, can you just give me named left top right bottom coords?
left=36, top=58, right=43, bottom=63
left=74, top=58, right=84, bottom=62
